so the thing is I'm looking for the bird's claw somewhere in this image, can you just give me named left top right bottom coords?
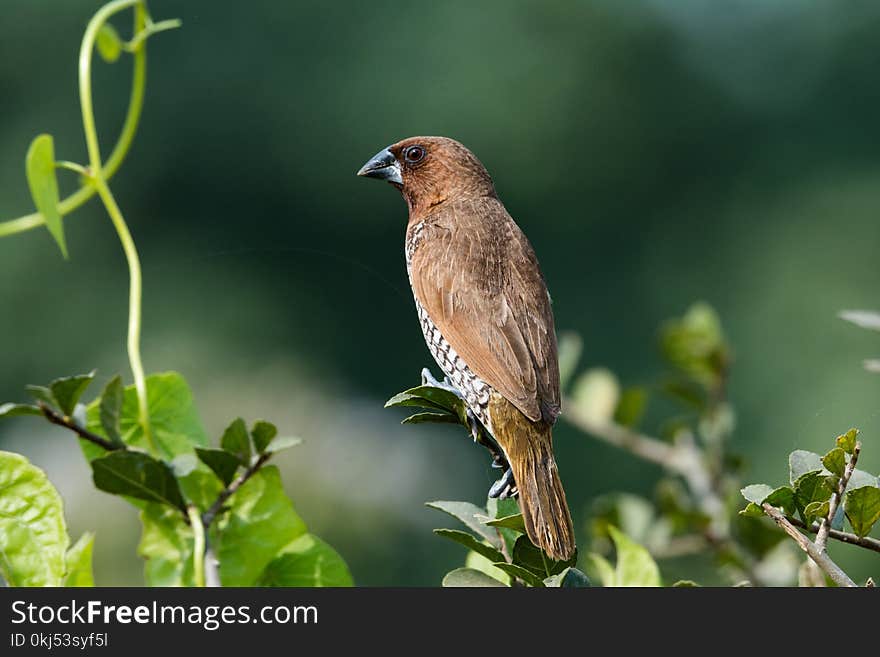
left=488, top=467, right=518, bottom=500
left=420, top=368, right=463, bottom=397
left=419, top=368, right=514, bottom=496
left=467, top=409, right=482, bottom=444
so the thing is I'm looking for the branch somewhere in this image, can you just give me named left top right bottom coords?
left=201, top=452, right=271, bottom=529
left=783, top=513, right=880, bottom=554
left=204, top=543, right=221, bottom=587
left=187, top=505, right=205, bottom=588
left=40, top=403, right=122, bottom=452
left=815, top=442, right=860, bottom=552
left=563, top=397, right=759, bottom=583
left=562, top=402, right=677, bottom=468
left=562, top=403, right=725, bottom=520
left=762, top=503, right=857, bottom=587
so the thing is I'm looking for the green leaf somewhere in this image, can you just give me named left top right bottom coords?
left=84, top=372, right=208, bottom=461
left=483, top=513, right=526, bottom=534
left=194, top=447, right=240, bottom=487
left=49, top=372, right=95, bottom=417
left=672, top=579, right=700, bottom=587
left=659, top=302, right=728, bottom=388
left=556, top=566, right=593, bottom=589
left=26, top=385, right=57, bottom=407
left=739, top=502, right=764, bottom=518
left=492, top=562, right=545, bottom=587
left=98, top=375, right=124, bottom=447
left=486, top=497, right=521, bottom=555
left=385, top=385, right=465, bottom=415
left=583, top=552, right=615, bottom=587
left=740, top=484, right=774, bottom=505
left=176, top=460, right=224, bottom=510
left=821, top=447, right=846, bottom=478
left=790, top=450, right=824, bottom=484
left=214, top=466, right=307, bottom=586
left=590, top=493, right=657, bottom=544
left=764, top=486, right=797, bottom=516
left=426, top=501, right=499, bottom=546
left=845, top=486, right=880, bottom=537
left=733, top=507, right=787, bottom=558
left=793, top=470, right=833, bottom=523
left=401, top=411, right=459, bottom=425
left=96, top=23, right=122, bottom=62
left=0, top=403, right=41, bottom=418
left=511, top=535, right=576, bottom=578
left=264, top=435, right=302, bottom=454
left=464, top=550, right=510, bottom=585
left=571, top=368, right=619, bottom=424
left=64, top=532, right=95, bottom=587
left=383, top=391, right=447, bottom=412
left=488, top=496, right=520, bottom=518
left=839, top=310, right=880, bottom=332
left=441, top=568, right=506, bottom=587
left=544, top=567, right=591, bottom=588
left=256, top=534, right=353, bottom=587
left=614, top=387, right=647, bottom=428
left=220, top=417, right=250, bottom=465
left=557, top=331, right=582, bottom=391
left=138, top=503, right=194, bottom=586
left=250, top=420, right=277, bottom=454
left=0, top=451, right=69, bottom=586
left=659, top=379, right=706, bottom=410
left=836, top=428, right=859, bottom=454
left=804, top=500, right=830, bottom=524
left=25, top=134, right=67, bottom=258
left=433, top=529, right=506, bottom=564
left=608, top=525, right=661, bottom=587
left=91, top=451, right=186, bottom=511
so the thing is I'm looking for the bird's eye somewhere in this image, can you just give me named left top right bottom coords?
left=404, top=146, right=426, bottom=163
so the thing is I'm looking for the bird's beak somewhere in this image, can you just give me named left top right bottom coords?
left=357, top=147, right=403, bottom=185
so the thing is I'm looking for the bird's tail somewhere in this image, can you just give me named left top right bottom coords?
left=489, top=396, right=576, bottom=562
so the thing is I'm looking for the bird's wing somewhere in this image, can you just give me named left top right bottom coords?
left=410, top=197, right=560, bottom=424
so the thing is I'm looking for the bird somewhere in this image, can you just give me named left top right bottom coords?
left=357, top=136, right=575, bottom=562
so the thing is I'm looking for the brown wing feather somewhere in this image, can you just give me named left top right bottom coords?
left=410, top=197, right=560, bottom=424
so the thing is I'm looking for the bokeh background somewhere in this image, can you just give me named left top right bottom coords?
left=1, top=0, right=879, bottom=585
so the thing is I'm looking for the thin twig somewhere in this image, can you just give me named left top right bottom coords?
left=815, top=442, right=860, bottom=552
left=563, top=399, right=761, bottom=584
left=201, top=452, right=271, bottom=528
left=783, top=514, right=880, bottom=554
left=40, top=403, right=122, bottom=452
left=204, top=543, right=221, bottom=587
left=562, top=403, right=677, bottom=468
left=649, top=534, right=707, bottom=559
left=563, top=404, right=717, bottom=513
left=762, top=503, right=857, bottom=587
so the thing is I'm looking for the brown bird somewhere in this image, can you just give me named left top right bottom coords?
left=358, top=136, right=575, bottom=561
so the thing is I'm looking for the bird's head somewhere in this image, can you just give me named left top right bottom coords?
left=357, top=136, right=496, bottom=215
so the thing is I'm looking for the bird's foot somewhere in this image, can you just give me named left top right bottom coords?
left=488, top=467, right=518, bottom=500
left=420, top=367, right=463, bottom=397
left=467, top=408, right=483, bottom=444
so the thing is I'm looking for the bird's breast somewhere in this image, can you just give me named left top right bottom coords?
left=413, top=298, right=494, bottom=433
left=405, top=216, right=494, bottom=432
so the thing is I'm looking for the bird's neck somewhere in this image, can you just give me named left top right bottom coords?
left=404, top=188, right=497, bottom=224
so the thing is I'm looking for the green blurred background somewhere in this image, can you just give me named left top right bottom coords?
left=1, top=0, right=879, bottom=585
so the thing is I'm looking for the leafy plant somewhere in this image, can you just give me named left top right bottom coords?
left=388, top=302, right=877, bottom=586
left=740, top=429, right=879, bottom=587
left=427, top=496, right=588, bottom=587
left=0, top=1, right=351, bottom=588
